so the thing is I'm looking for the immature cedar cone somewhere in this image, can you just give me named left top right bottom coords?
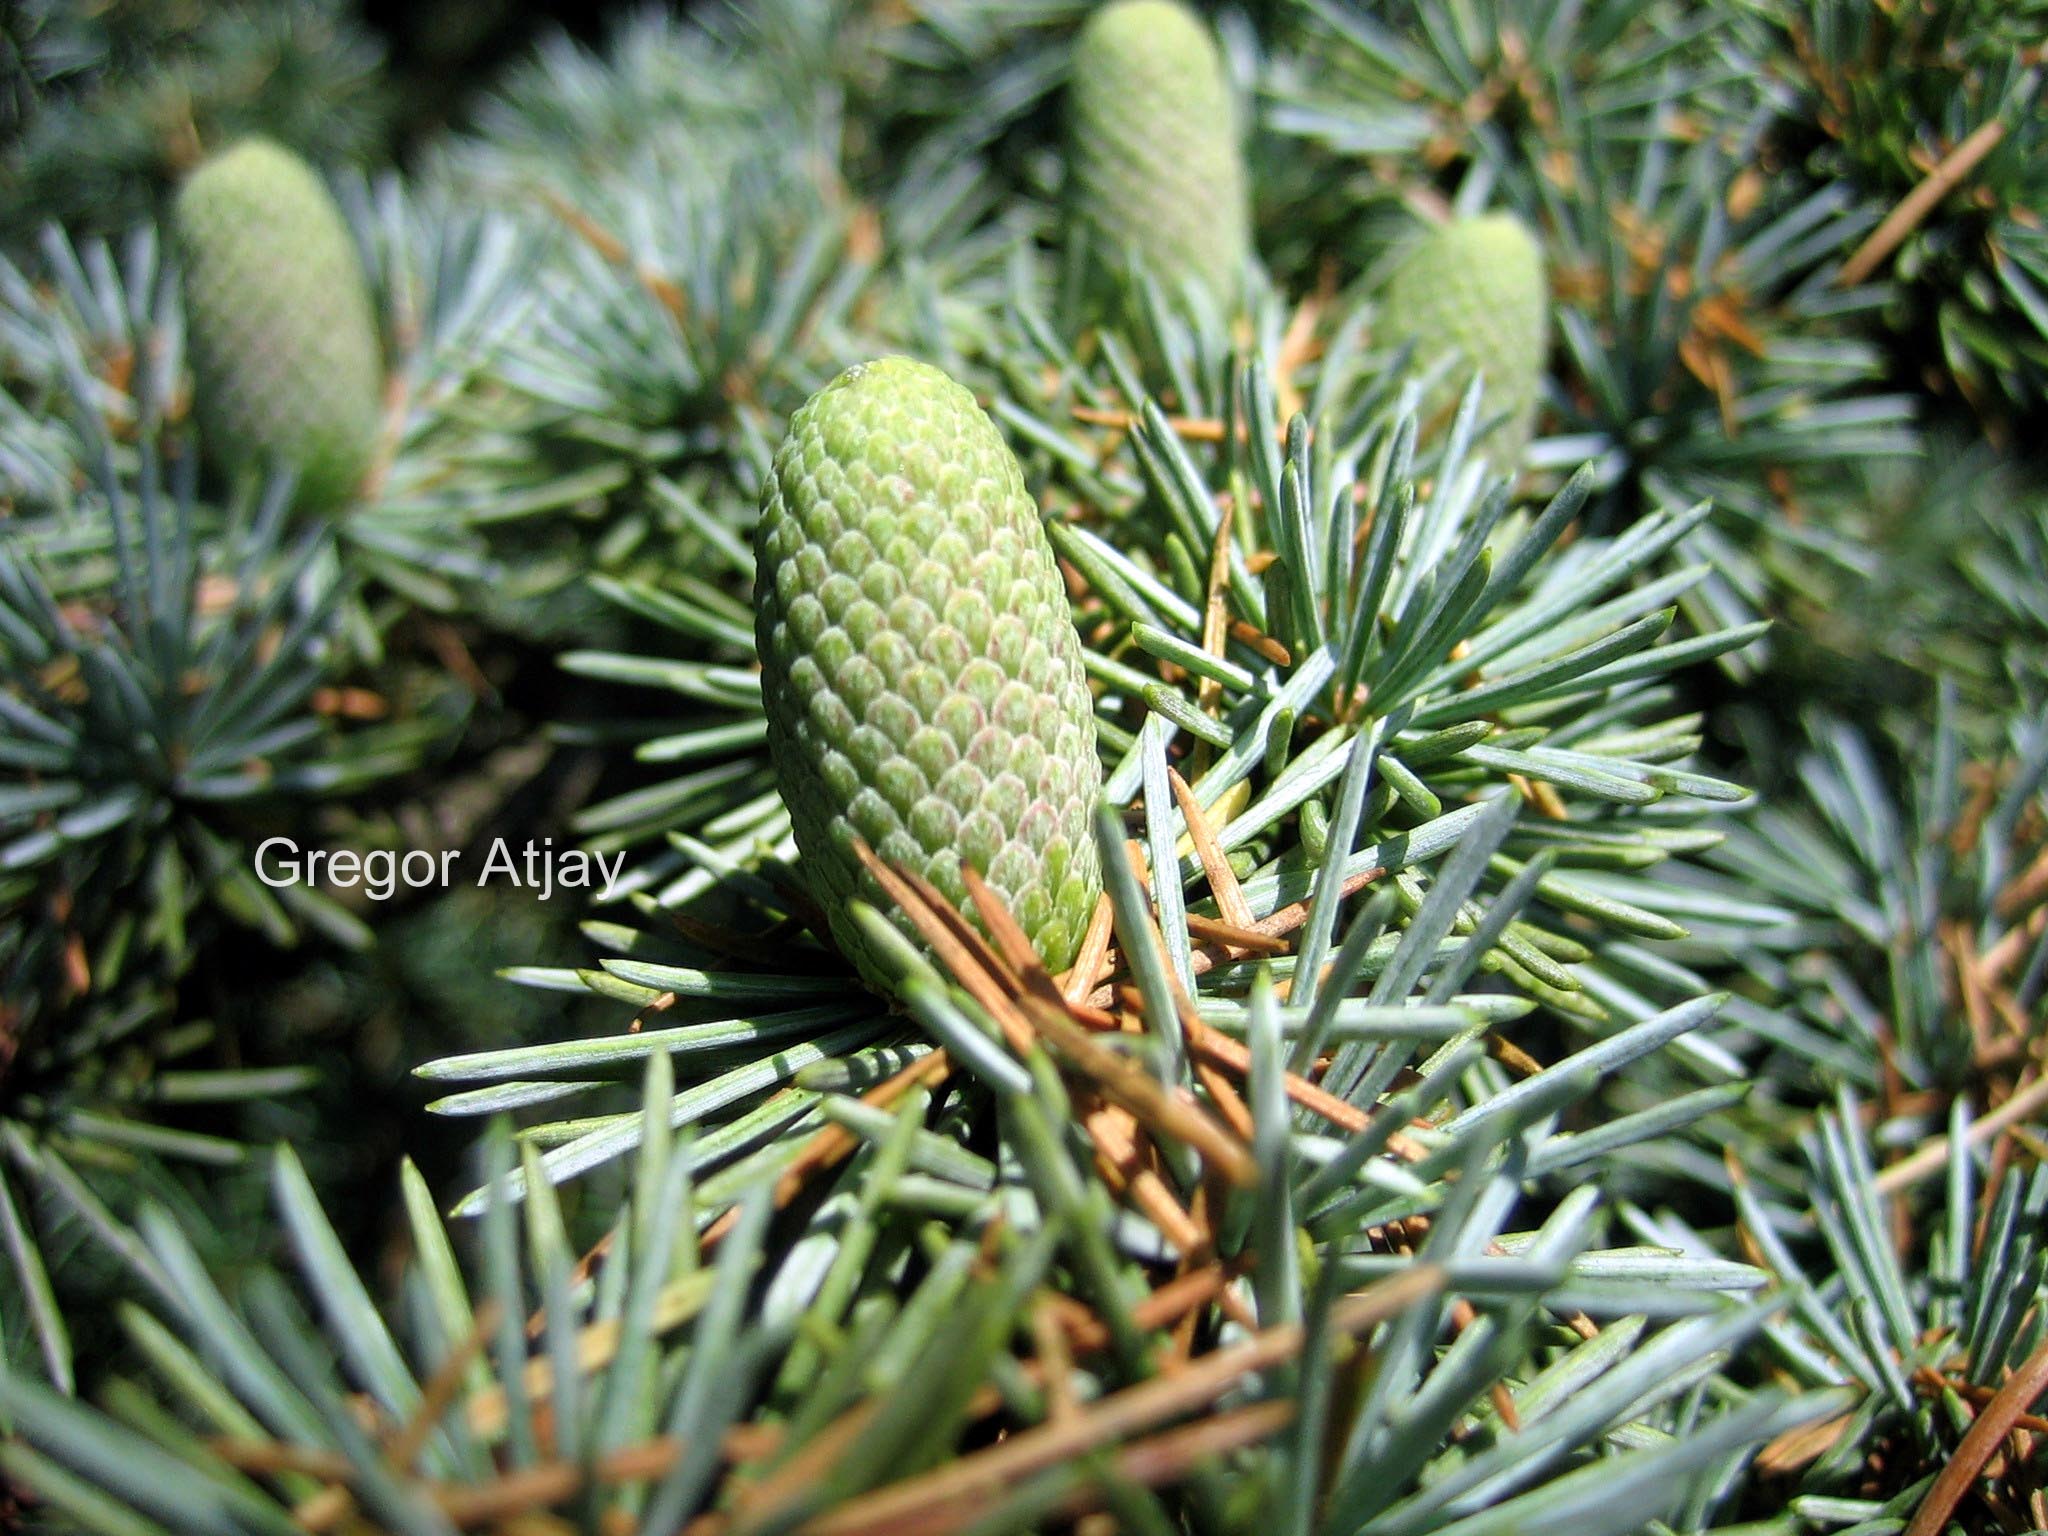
left=1380, top=212, right=1550, bottom=467
left=755, top=358, right=1103, bottom=987
left=1066, top=0, right=1249, bottom=308
left=175, top=137, right=382, bottom=510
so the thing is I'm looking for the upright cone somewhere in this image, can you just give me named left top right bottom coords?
left=175, top=137, right=383, bottom=510
left=1066, top=0, right=1250, bottom=310
left=755, top=358, right=1104, bottom=988
left=1380, top=212, right=1550, bottom=467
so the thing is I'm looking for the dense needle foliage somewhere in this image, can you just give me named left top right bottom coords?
left=1, top=2, right=2043, bottom=1534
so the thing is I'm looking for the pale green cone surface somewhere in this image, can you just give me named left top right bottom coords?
left=1381, top=212, right=1550, bottom=468
left=755, top=357, right=1104, bottom=989
left=176, top=137, right=383, bottom=510
left=1067, top=0, right=1250, bottom=308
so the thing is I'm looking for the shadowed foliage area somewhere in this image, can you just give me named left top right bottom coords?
left=1, top=2, right=2044, bottom=1533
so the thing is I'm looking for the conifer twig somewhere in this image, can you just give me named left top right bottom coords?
left=1837, top=118, right=2008, bottom=287
left=788, top=1265, right=1444, bottom=1536
left=1904, top=1335, right=2048, bottom=1536
left=1871, top=1074, right=2048, bottom=1199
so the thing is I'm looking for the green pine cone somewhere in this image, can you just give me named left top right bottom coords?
left=175, top=137, right=382, bottom=510
left=755, top=357, right=1104, bottom=988
left=1380, top=213, right=1550, bottom=468
left=1066, top=0, right=1249, bottom=308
